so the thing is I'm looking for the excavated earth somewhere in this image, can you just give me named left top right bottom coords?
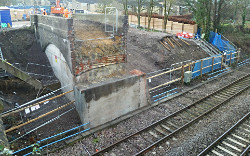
left=43, top=28, right=249, bottom=155
left=0, top=27, right=249, bottom=155
left=125, top=28, right=209, bottom=73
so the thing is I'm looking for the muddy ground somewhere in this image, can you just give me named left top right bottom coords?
left=125, top=28, right=209, bottom=73
left=0, top=26, right=248, bottom=155
left=0, top=28, right=50, bottom=69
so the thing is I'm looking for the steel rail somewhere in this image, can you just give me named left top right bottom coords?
left=1, top=90, right=73, bottom=117
left=92, top=73, right=250, bottom=156
left=135, top=84, right=250, bottom=155
left=5, top=101, right=75, bottom=133
left=198, top=112, right=250, bottom=156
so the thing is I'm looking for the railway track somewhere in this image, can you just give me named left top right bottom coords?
left=92, top=74, right=250, bottom=156
left=198, top=112, right=249, bottom=156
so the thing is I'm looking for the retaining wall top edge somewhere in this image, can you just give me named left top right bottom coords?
left=75, top=74, right=142, bottom=92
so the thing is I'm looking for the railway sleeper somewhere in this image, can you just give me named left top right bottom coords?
left=235, top=130, right=250, bottom=138
left=185, top=108, right=201, bottom=117
left=213, top=93, right=230, bottom=99
left=154, top=126, right=169, bottom=135
left=210, top=95, right=227, bottom=101
left=165, top=121, right=179, bottom=129
left=219, top=91, right=237, bottom=96
left=206, top=97, right=224, bottom=103
left=226, top=137, right=247, bottom=148
left=231, top=133, right=249, bottom=143
left=221, top=141, right=242, bottom=152
left=194, top=105, right=209, bottom=113
left=216, top=145, right=238, bottom=156
left=161, top=124, right=174, bottom=133
left=178, top=111, right=197, bottom=120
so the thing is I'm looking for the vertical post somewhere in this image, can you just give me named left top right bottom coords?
left=181, top=65, right=185, bottom=86
left=200, top=60, right=203, bottom=78
left=237, top=48, right=241, bottom=63
left=221, top=55, right=223, bottom=70
left=230, top=52, right=232, bottom=65
left=211, top=57, right=214, bottom=73
left=188, top=63, right=191, bottom=71
left=145, top=16, right=146, bottom=28
left=153, top=17, right=155, bottom=30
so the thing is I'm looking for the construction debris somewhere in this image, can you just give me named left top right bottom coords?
left=179, top=38, right=190, bottom=46
left=160, top=41, right=171, bottom=51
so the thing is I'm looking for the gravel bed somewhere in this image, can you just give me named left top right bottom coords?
left=163, top=89, right=250, bottom=156
left=48, top=65, right=249, bottom=155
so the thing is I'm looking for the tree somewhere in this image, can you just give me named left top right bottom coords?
left=163, top=0, right=175, bottom=31
left=213, top=0, right=225, bottom=32
left=241, top=0, right=248, bottom=27
left=234, top=0, right=239, bottom=22
left=0, top=0, right=10, bottom=6
left=185, top=0, right=212, bottom=40
left=97, top=0, right=113, bottom=13
left=122, top=0, right=128, bottom=15
left=136, top=0, right=145, bottom=28
left=147, top=0, right=155, bottom=30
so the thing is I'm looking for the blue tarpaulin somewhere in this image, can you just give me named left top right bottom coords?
left=0, top=9, right=12, bottom=26
left=209, top=32, right=236, bottom=64
left=192, top=55, right=222, bottom=78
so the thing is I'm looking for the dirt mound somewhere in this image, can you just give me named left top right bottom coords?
left=125, top=28, right=209, bottom=73
left=0, top=28, right=50, bottom=69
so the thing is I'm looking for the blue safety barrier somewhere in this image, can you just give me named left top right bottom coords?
left=238, top=58, right=249, bottom=67
left=208, top=67, right=230, bottom=76
left=24, top=128, right=91, bottom=156
left=225, top=50, right=236, bottom=64
left=192, top=55, right=222, bottom=78
left=207, top=70, right=229, bottom=80
left=153, top=91, right=178, bottom=102
left=152, top=88, right=177, bottom=99
left=13, top=122, right=89, bottom=154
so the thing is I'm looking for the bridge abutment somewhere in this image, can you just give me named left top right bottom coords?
left=31, top=14, right=151, bottom=131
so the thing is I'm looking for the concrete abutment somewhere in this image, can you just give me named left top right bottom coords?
left=31, top=14, right=151, bottom=131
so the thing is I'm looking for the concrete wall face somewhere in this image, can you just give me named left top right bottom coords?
left=45, top=44, right=74, bottom=100
left=75, top=74, right=149, bottom=128
left=31, top=15, right=74, bottom=73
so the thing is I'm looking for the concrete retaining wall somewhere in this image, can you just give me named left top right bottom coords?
left=45, top=44, right=74, bottom=100
left=74, top=71, right=149, bottom=128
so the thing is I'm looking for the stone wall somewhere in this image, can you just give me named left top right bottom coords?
left=31, top=15, right=75, bottom=72
left=74, top=70, right=149, bottom=128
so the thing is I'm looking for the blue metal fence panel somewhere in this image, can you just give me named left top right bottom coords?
left=192, top=55, right=222, bottom=78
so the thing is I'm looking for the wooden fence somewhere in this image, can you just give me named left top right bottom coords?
left=147, top=50, right=240, bottom=92
left=129, top=15, right=197, bottom=34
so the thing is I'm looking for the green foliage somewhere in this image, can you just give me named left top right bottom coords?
left=31, top=143, right=41, bottom=155
left=0, top=145, right=13, bottom=156
left=0, top=144, right=4, bottom=151
left=93, top=138, right=99, bottom=144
